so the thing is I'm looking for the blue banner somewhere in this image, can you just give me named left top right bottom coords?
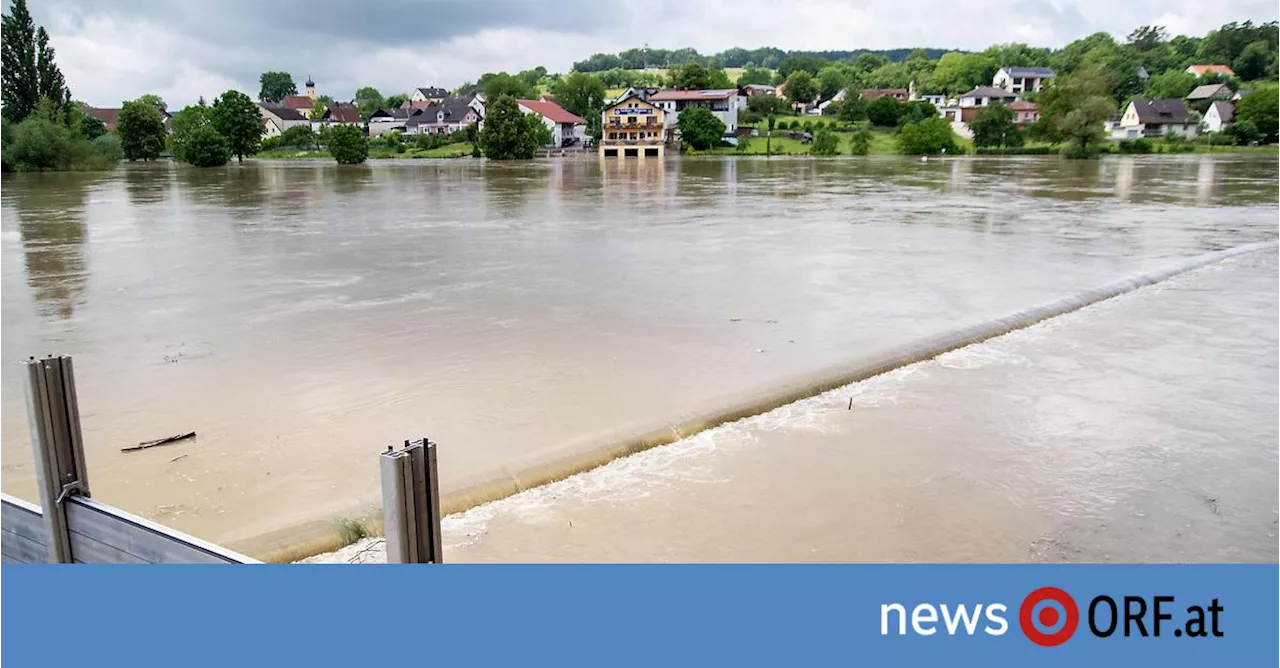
left=2, top=565, right=1275, bottom=666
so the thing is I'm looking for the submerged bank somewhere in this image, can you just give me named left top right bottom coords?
left=308, top=248, right=1278, bottom=563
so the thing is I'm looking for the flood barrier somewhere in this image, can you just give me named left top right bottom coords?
left=235, top=242, right=1276, bottom=562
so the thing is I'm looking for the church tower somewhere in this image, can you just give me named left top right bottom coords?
left=305, top=76, right=316, bottom=100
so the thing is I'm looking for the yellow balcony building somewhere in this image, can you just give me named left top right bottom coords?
left=599, top=92, right=665, bottom=158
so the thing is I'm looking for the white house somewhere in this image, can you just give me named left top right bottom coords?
left=992, top=66, right=1055, bottom=93
left=1185, top=64, right=1235, bottom=78
left=367, top=107, right=409, bottom=137
left=1202, top=100, right=1235, bottom=133
left=957, top=86, right=1019, bottom=108
left=815, top=89, right=845, bottom=115
left=517, top=98, right=587, bottom=146
left=1116, top=99, right=1199, bottom=139
left=259, top=104, right=311, bottom=137
left=409, top=87, right=449, bottom=105
left=647, top=89, right=746, bottom=139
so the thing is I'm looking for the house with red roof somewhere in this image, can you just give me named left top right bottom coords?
left=517, top=99, right=587, bottom=146
left=1008, top=99, right=1039, bottom=125
left=1185, top=64, right=1236, bottom=78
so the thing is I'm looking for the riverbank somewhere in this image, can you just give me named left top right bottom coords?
left=254, top=142, right=475, bottom=160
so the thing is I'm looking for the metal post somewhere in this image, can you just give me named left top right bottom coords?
left=23, top=356, right=91, bottom=563
left=379, top=438, right=442, bottom=563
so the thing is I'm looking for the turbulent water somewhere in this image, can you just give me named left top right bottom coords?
left=2, top=155, right=1277, bottom=557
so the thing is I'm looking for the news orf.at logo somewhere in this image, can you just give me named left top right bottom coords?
left=1019, top=587, right=1079, bottom=646
left=880, top=588, right=1224, bottom=645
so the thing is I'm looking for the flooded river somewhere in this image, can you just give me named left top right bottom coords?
left=2, top=155, right=1276, bottom=558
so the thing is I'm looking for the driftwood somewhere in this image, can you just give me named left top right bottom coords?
left=121, top=431, right=196, bottom=452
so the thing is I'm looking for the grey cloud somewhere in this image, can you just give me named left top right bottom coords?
left=40, top=0, right=613, bottom=47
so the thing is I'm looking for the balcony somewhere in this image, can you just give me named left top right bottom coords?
left=607, top=120, right=660, bottom=129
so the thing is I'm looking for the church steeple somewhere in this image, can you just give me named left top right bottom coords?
left=305, top=76, right=316, bottom=100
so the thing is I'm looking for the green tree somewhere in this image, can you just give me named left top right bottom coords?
left=210, top=90, right=263, bottom=162
left=765, top=115, right=776, bottom=157
left=1038, top=65, right=1114, bottom=157
left=327, top=124, right=367, bottom=164
left=478, top=95, right=544, bottom=159
left=837, top=92, right=867, bottom=123
left=354, top=86, right=384, bottom=120
left=183, top=125, right=231, bottom=167
left=815, top=65, right=850, bottom=101
left=777, top=55, right=824, bottom=78
left=676, top=107, right=725, bottom=150
left=279, top=124, right=318, bottom=149
left=309, top=99, right=326, bottom=121
left=865, top=95, right=902, bottom=126
left=79, top=112, right=107, bottom=140
left=478, top=72, right=535, bottom=100
left=136, top=94, right=167, bottom=113
left=897, top=100, right=937, bottom=126
left=1234, top=84, right=1278, bottom=143
left=930, top=52, right=997, bottom=94
left=1143, top=69, right=1196, bottom=99
left=1234, top=41, right=1271, bottom=81
left=848, top=121, right=872, bottom=155
left=1126, top=26, right=1169, bottom=54
left=783, top=70, right=816, bottom=106
left=385, top=93, right=409, bottom=109
left=1023, top=117, right=1062, bottom=144
left=810, top=126, right=839, bottom=155
left=969, top=102, right=1022, bottom=148
left=896, top=117, right=958, bottom=155
left=670, top=62, right=714, bottom=90
left=167, top=104, right=213, bottom=162
left=747, top=93, right=787, bottom=117
left=553, top=71, right=606, bottom=119
left=708, top=68, right=734, bottom=89
left=1058, top=97, right=1113, bottom=158
left=116, top=98, right=166, bottom=161
left=2, top=0, right=70, bottom=123
left=738, top=67, right=773, bottom=86
left=258, top=71, right=297, bottom=103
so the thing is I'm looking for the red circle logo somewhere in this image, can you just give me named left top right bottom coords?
left=1019, top=587, right=1079, bottom=646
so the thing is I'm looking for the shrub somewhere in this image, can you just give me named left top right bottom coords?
left=896, top=117, right=957, bottom=155
left=1059, top=139, right=1101, bottom=159
left=7, top=117, right=72, bottom=171
left=677, top=107, right=726, bottom=151
left=736, top=135, right=752, bottom=152
left=259, top=136, right=281, bottom=151
left=866, top=96, right=902, bottom=127
left=183, top=125, right=232, bottom=167
left=1116, top=138, right=1154, bottom=154
left=327, top=124, right=369, bottom=164
left=810, top=127, right=839, bottom=155
left=848, top=121, right=872, bottom=156
left=279, top=124, right=317, bottom=149
left=1223, top=121, right=1260, bottom=146
left=91, top=133, right=124, bottom=162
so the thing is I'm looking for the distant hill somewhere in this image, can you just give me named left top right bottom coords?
left=572, top=47, right=955, bottom=72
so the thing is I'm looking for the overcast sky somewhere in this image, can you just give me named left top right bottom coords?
left=24, top=0, right=1280, bottom=108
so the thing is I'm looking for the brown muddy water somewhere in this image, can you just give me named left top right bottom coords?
left=3, top=155, right=1277, bottom=560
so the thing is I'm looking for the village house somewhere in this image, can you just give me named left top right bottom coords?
left=648, top=88, right=745, bottom=139
left=599, top=91, right=665, bottom=158
left=409, top=87, right=449, bottom=105
left=1186, top=83, right=1235, bottom=103
left=82, top=106, right=172, bottom=133
left=1115, top=98, right=1199, bottom=139
left=259, top=104, right=311, bottom=137
left=1008, top=99, right=1039, bottom=125
left=310, top=102, right=363, bottom=132
left=1185, top=64, right=1235, bottom=78
left=367, top=107, right=410, bottom=137
left=859, top=88, right=908, bottom=101
left=1202, top=100, right=1235, bottom=133
left=992, top=66, right=1055, bottom=93
left=402, top=95, right=486, bottom=136
left=957, top=86, right=1019, bottom=108
left=517, top=99, right=587, bottom=147
left=742, top=84, right=776, bottom=97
